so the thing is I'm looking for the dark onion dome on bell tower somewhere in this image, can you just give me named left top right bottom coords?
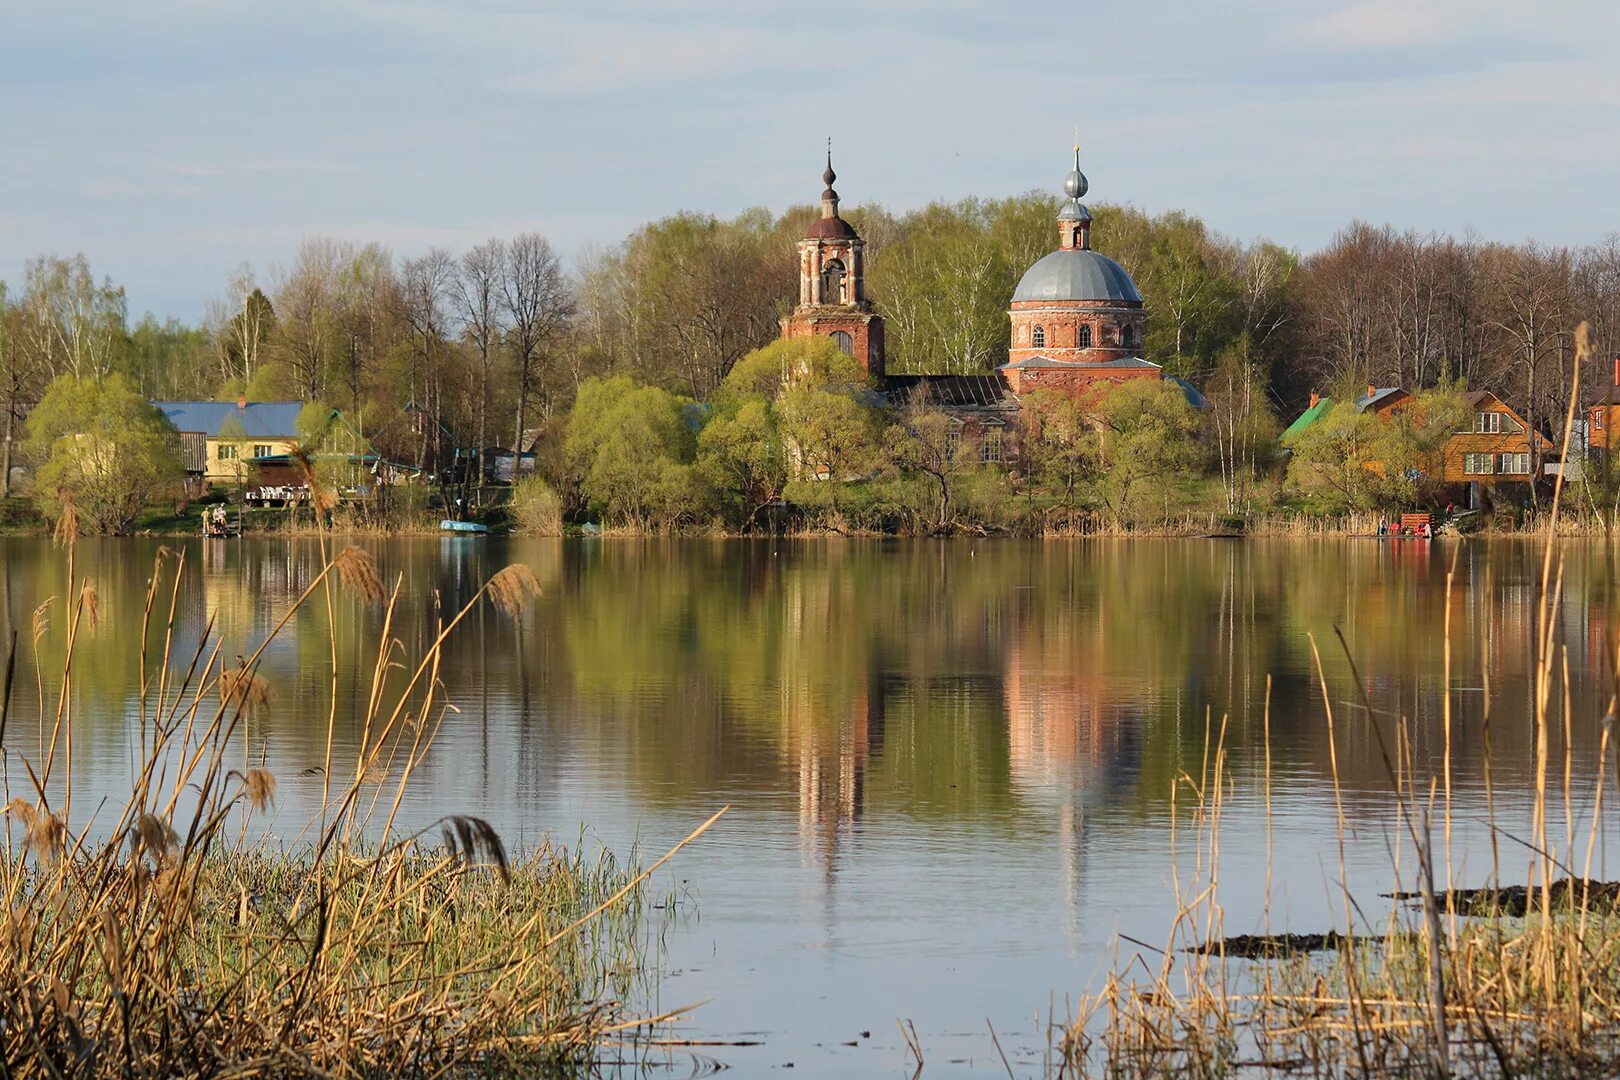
left=1011, top=146, right=1141, bottom=304
left=805, top=146, right=858, bottom=240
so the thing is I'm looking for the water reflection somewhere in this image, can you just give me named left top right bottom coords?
left=1, top=536, right=1617, bottom=1076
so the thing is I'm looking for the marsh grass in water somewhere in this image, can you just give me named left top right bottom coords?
left=0, top=529, right=720, bottom=1077
left=1060, top=324, right=1620, bottom=1078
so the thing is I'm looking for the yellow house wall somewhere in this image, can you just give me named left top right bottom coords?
left=202, top=436, right=298, bottom=483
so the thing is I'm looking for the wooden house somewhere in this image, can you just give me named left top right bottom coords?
left=1439, top=391, right=1552, bottom=485
left=1588, top=358, right=1620, bottom=452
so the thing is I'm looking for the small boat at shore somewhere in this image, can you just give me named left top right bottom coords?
left=439, top=519, right=488, bottom=534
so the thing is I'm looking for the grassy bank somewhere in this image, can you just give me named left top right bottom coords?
left=0, top=535, right=718, bottom=1076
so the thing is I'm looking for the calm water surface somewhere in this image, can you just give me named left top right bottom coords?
left=2, top=537, right=1617, bottom=1076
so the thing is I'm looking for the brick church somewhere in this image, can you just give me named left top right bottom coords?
left=779, top=148, right=1204, bottom=460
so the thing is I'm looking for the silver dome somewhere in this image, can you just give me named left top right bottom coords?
left=1011, top=249, right=1142, bottom=304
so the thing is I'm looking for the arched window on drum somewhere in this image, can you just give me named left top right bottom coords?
left=1031, top=325, right=1046, bottom=349
left=829, top=330, right=854, bottom=356
left=1077, top=324, right=1092, bottom=348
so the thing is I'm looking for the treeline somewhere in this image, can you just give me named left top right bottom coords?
left=2, top=193, right=1616, bottom=508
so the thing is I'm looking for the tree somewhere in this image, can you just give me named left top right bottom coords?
left=501, top=234, right=573, bottom=450
left=0, top=286, right=39, bottom=498
left=884, top=403, right=969, bottom=532
left=453, top=240, right=507, bottom=457
left=209, top=266, right=275, bottom=391
left=24, top=373, right=183, bottom=533
left=1089, top=379, right=1201, bottom=525
left=270, top=240, right=341, bottom=401
left=565, top=375, right=696, bottom=526
left=399, top=249, right=457, bottom=471
left=1019, top=389, right=1099, bottom=523
left=577, top=210, right=794, bottom=396
left=1206, top=340, right=1281, bottom=516
left=698, top=399, right=785, bottom=527
left=20, top=254, right=127, bottom=380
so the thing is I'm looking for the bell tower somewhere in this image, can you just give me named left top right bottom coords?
left=780, top=147, right=885, bottom=378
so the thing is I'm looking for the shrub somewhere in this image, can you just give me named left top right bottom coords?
left=511, top=475, right=563, bottom=535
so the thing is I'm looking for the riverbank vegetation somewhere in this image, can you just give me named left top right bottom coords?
left=2, top=196, right=1617, bottom=535
left=1059, top=356, right=1620, bottom=1078
left=0, top=520, right=711, bottom=1074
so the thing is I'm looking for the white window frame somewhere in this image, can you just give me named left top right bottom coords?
left=1464, top=452, right=1494, bottom=475
left=1499, top=452, right=1530, bottom=475
left=980, top=429, right=1004, bottom=464
left=1475, top=411, right=1503, bottom=434
left=1032, top=325, right=1046, bottom=349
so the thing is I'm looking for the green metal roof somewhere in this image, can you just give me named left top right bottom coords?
left=1281, top=397, right=1334, bottom=442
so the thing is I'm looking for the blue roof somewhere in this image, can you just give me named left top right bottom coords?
left=1168, top=376, right=1210, bottom=410
left=153, top=401, right=307, bottom=438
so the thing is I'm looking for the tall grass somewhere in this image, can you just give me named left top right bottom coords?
left=1060, top=324, right=1620, bottom=1077
left=0, top=528, right=721, bottom=1076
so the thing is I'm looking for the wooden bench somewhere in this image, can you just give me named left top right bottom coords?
left=1400, top=513, right=1432, bottom=535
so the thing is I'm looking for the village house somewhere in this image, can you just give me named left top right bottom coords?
left=777, top=148, right=1205, bottom=468
left=1587, top=358, right=1620, bottom=453
left=1285, top=384, right=1555, bottom=508
left=153, top=398, right=304, bottom=493
left=153, top=398, right=396, bottom=499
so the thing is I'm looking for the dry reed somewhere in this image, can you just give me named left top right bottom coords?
left=0, top=544, right=712, bottom=1077
left=1061, top=322, right=1620, bottom=1078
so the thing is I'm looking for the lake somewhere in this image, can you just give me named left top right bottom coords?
left=1, top=536, right=1615, bottom=1076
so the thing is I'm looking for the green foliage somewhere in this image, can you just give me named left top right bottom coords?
left=1019, top=390, right=1100, bottom=520
left=565, top=375, right=702, bottom=527
left=24, top=373, right=183, bottom=533
left=697, top=398, right=785, bottom=526
left=1286, top=386, right=1468, bottom=510
left=1091, top=379, right=1202, bottom=525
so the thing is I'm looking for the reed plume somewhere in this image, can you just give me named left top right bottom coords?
left=487, top=563, right=543, bottom=619
left=333, top=544, right=386, bottom=604
left=219, top=664, right=273, bottom=717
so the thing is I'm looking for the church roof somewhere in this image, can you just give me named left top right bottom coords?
left=884, top=374, right=1015, bottom=409
left=803, top=215, right=858, bottom=240
left=1012, top=249, right=1142, bottom=304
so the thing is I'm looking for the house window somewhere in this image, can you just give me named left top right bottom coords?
left=1464, top=453, right=1495, bottom=475
left=980, top=429, right=1004, bottom=464
left=1078, top=325, right=1092, bottom=348
left=1595, top=410, right=1605, bottom=431
left=1475, top=411, right=1503, bottom=434
left=1031, top=326, right=1045, bottom=349
left=253, top=444, right=274, bottom=459
left=829, top=330, right=854, bottom=356
left=944, top=428, right=962, bottom=457
left=1499, top=452, right=1531, bottom=475
left=218, top=444, right=239, bottom=460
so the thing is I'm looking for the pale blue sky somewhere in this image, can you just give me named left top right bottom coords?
left=2, top=0, right=1615, bottom=321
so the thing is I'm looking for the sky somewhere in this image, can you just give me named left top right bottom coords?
left=1, top=0, right=1617, bottom=322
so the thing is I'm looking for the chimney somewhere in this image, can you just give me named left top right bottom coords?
left=1309, top=392, right=1321, bottom=409
left=237, top=393, right=247, bottom=410
left=1612, top=356, right=1619, bottom=387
